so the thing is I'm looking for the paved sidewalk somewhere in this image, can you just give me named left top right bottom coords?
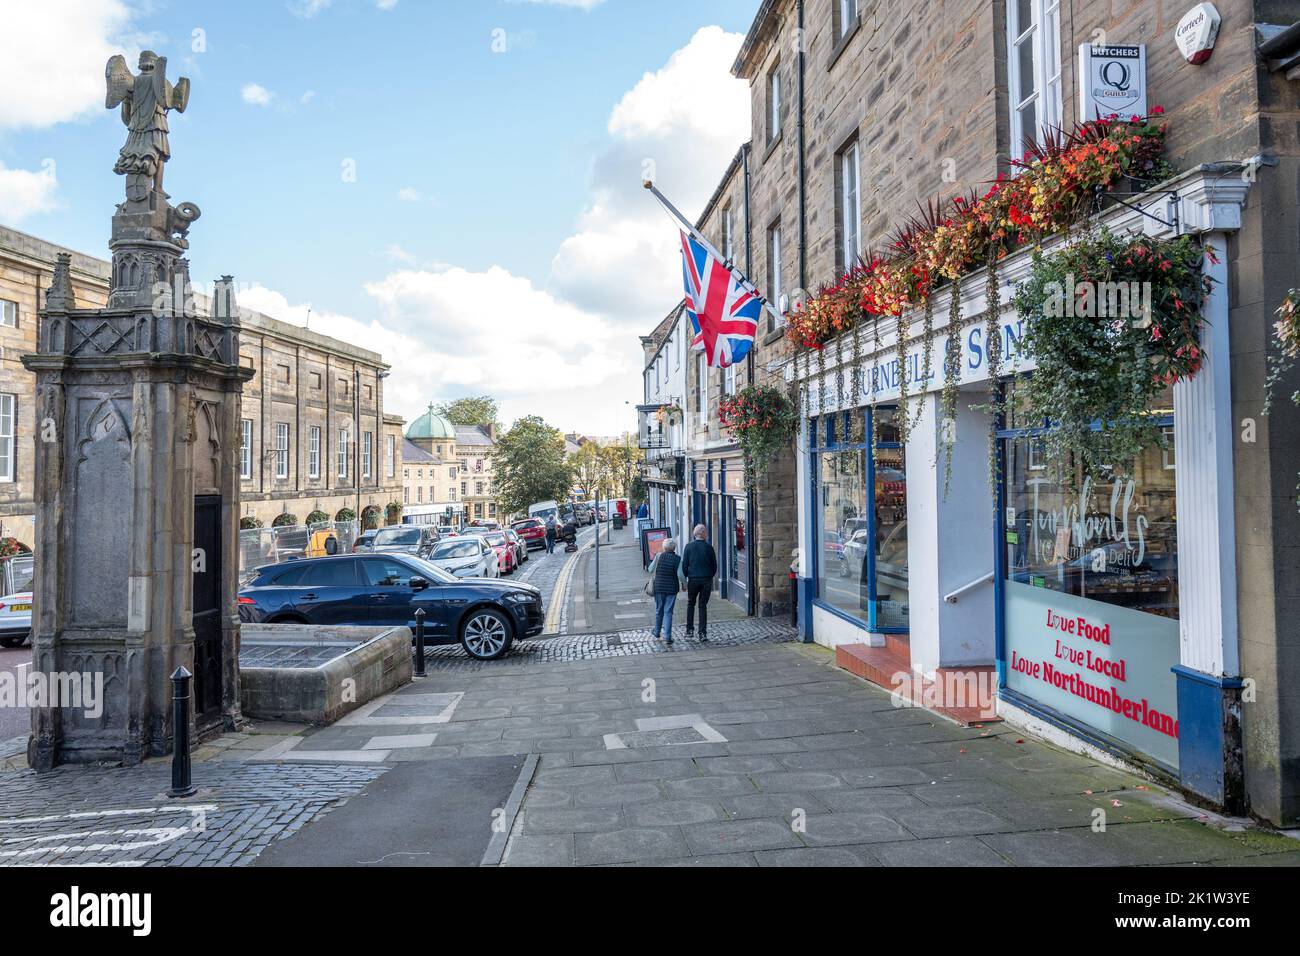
left=564, top=523, right=745, bottom=635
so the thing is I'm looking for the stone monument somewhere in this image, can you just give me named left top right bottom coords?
left=21, top=52, right=253, bottom=769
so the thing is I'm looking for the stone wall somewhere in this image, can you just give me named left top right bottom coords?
left=0, top=226, right=403, bottom=537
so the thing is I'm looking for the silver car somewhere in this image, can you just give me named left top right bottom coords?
left=424, top=537, right=499, bottom=579
left=0, top=553, right=34, bottom=648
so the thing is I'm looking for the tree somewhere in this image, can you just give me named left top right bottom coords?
left=599, top=440, right=643, bottom=498
left=437, top=396, right=499, bottom=426
left=492, top=416, right=573, bottom=517
left=571, top=441, right=610, bottom=500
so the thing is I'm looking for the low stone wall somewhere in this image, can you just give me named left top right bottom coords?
left=240, top=624, right=412, bottom=725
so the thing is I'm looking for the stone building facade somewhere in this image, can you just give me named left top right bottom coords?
left=401, top=406, right=465, bottom=524
left=0, top=224, right=403, bottom=538
left=714, top=0, right=1300, bottom=824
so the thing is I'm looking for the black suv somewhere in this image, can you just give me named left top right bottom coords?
left=238, top=553, right=544, bottom=660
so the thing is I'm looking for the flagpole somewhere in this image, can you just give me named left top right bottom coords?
left=644, top=180, right=784, bottom=325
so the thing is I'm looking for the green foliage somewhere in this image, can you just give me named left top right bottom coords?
left=719, top=385, right=798, bottom=481
left=1014, top=228, right=1214, bottom=481
left=492, top=415, right=574, bottom=517
left=272, top=513, right=297, bottom=528
left=306, top=510, right=330, bottom=525
left=360, top=505, right=382, bottom=530
left=384, top=501, right=403, bottom=525
left=334, top=507, right=356, bottom=522
left=437, top=395, right=499, bottom=426
left=239, top=516, right=264, bottom=530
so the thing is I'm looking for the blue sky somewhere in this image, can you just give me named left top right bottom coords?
left=0, top=0, right=758, bottom=433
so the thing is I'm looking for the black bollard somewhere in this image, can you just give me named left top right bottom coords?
left=414, top=607, right=426, bottom=678
left=168, top=666, right=196, bottom=798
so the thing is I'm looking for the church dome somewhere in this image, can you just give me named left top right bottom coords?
left=406, top=404, right=456, bottom=441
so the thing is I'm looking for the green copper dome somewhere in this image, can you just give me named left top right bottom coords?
left=406, top=404, right=456, bottom=441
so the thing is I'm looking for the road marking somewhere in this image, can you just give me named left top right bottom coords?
left=0, top=805, right=217, bottom=863
left=543, top=533, right=594, bottom=635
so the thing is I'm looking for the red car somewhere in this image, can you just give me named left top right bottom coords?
left=511, top=518, right=547, bottom=551
left=479, top=530, right=517, bottom=575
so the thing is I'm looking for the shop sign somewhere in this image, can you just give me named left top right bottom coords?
left=1077, top=44, right=1148, bottom=120
left=814, top=317, right=1033, bottom=411
left=1005, top=581, right=1179, bottom=768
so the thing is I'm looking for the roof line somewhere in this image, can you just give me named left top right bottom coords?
left=732, top=0, right=783, bottom=78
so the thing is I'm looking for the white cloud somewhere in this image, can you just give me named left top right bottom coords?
left=234, top=27, right=745, bottom=436
left=300, top=90, right=317, bottom=104
left=548, top=26, right=749, bottom=327
left=0, top=0, right=134, bottom=130
left=239, top=271, right=639, bottom=434
left=288, top=0, right=332, bottom=17
left=241, top=83, right=273, bottom=107
left=375, top=0, right=399, bottom=9
left=0, top=161, right=60, bottom=223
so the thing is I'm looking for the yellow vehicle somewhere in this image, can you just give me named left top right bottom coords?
left=304, top=529, right=340, bottom=558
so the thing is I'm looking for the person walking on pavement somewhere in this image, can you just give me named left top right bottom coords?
left=647, top=538, right=682, bottom=644
left=544, top=517, right=557, bottom=554
left=681, top=524, right=718, bottom=642
left=637, top=500, right=649, bottom=519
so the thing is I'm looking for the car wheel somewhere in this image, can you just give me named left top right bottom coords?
left=839, top=558, right=851, bottom=578
left=460, top=608, right=513, bottom=660
left=0, top=634, right=28, bottom=648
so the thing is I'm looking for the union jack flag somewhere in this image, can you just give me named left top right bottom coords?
left=679, top=231, right=761, bottom=369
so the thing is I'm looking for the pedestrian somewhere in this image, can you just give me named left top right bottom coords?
left=681, top=523, right=718, bottom=642
left=544, top=517, right=557, bottom=555
left=647, top=538, right=682, bottom=644
left=637, top=500, right=649, bottom=519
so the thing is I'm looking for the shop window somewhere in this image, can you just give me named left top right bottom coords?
left=1000, top=418, right=1180, bottom=768
left=811, top=407, right=909, bottom=631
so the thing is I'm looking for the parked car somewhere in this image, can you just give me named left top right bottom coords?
left=480, top=530, right=517, bottom=575
left=0, top=553, right=34, bottom=648
left=360, top=525, right=439, bottom=557
left=351, top=531, right=377, bottom=553
left=467, top=519, right=502, bottom=532
left=237, top=553, right=542, bottom=660
left=504, top=528, right=528, bottom=565
left=511, top=518, right=547, bottom=551
left=424, top=536, right=499, bottom=578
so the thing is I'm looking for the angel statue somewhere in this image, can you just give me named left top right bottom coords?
left=106, top=51, right=190, bottom=202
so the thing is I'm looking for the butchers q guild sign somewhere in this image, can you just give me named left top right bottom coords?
left=1176, top=3, right=1221, bottom=64
left=1078, top=44, right=1147, bottom=119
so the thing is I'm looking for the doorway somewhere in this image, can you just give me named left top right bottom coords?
left=192, top=495, right=224, bottom=727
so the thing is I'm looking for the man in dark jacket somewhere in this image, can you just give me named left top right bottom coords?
left=681, top=524, right=718, bottom=641
left=544, top=518, right=557, bottom=554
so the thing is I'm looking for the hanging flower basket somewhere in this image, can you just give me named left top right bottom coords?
left=0, top=537, right=31, bottom=559
left=307, top=509, right=330, bottom=526
left=655, top=402, right=683, bottom=426
left=385, top=501, right=404, bottom=525
left=719, top=385, right=798, bottom=480
left=1013, top=227, right=1215, bottom=477
left=271, top=512, right=298, bottom=529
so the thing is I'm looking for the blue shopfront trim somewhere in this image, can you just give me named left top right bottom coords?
left=1171, top=664, right=1245, bottom=808
left=808, top=407, right=905, bottom=639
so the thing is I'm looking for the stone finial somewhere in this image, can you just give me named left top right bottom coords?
left=212, top=275, right=237, bottom=322
left=45, top=253, right=75, bottom=312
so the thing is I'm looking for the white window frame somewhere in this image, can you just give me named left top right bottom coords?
left=0, top=394, right=14, bottom=482
left=309, top=425, right=321, bottom=479
left=839, top=0, right=858, bottom=39
left=724, top=362, right=737, bottom=397
left=274, top=422, right=289, bottom=480
left=768, top=224, right=784, bottom=329
left=337, top=428, right=350, bottom=479
left=768, top=66, right=781, bottom=143
left=363, top=431, right=373, bottom=479
left=0, top=299, right=17, bottom=329
left=1007, top=0, right=1062, bottom=156
left=697, top=353, right=709, bottom=426
left=841, top=141, right=861, bottom=269
left=239, top=419, right=253, bottom=480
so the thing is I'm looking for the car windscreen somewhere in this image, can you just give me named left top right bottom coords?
left=8, top=556, right=34, bottom=593
left=431, top=540, right=480, bottom=559
left=483, top=533, right=507, bottom=547
left=374, top=528, right=421, bottom=546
